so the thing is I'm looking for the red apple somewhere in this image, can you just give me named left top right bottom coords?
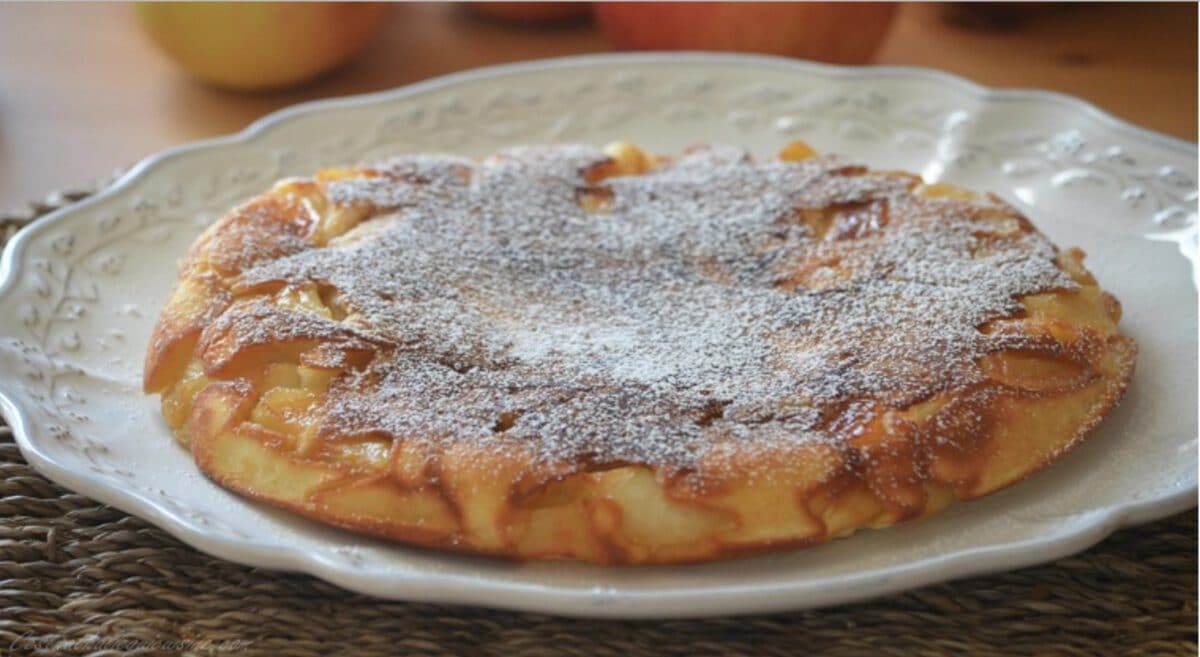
left=593, top=2, right=897, bottom=64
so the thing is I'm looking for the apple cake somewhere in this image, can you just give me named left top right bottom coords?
left=143, top=141, right=1136, bottom=564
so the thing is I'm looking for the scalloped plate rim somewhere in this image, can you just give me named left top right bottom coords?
left=0, top=52, right=1195, bottom=619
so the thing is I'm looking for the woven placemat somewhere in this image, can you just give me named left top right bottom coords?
left=0, top=187, right=1195, bottom=657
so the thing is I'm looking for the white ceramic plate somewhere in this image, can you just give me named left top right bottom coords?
left=1, top=54, right=1195, bottom=619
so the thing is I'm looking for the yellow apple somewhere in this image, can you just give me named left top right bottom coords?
left=593, top=2, right=897, bottom=65
left=136, top=2, right=391, bottom=91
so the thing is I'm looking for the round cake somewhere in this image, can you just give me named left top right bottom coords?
left=144, top=142, right=1136, bottom=564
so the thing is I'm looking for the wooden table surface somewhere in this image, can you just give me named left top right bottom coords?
left=0, top=2, right=1195, bottom=213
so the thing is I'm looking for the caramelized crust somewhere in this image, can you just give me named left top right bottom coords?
left=145, top=142, right=1136, bottom=564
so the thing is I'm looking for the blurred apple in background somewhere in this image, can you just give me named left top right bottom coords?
left=465, top=2, right=592, bottom=25
left=593, top=2, right=897, bottom=64
left=136, top=2, right=390, bottom=91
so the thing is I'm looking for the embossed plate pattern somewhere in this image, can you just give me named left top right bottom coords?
left=0, top=54, right=1195, bottom=618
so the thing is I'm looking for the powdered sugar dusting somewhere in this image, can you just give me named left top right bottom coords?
left=233, top=145, right=1074, bottom=470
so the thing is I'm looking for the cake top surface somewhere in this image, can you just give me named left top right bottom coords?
left=229, top=145, right=1072, bottom=469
